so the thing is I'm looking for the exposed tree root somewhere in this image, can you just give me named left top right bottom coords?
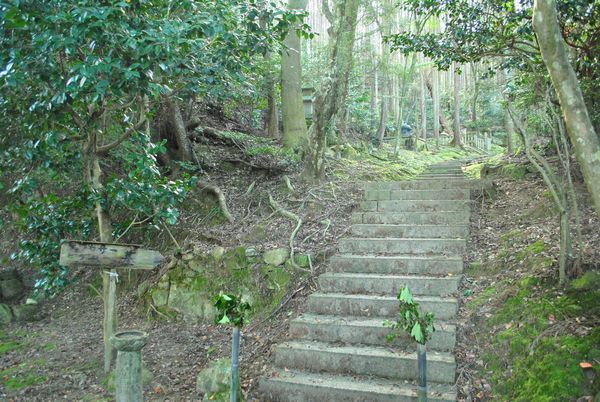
left=198, top=181, right=234, bottom=223
left=268, top=193, right=307, bottom=272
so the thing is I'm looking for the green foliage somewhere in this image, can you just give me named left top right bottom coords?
left=213, top=292, right=251, bottom=328
left=107, top=133, right=197, bottom=228
left=9, top=192, right=94, bottom=292
left=0, top=0, right=310, bottom=293
left=384, top=287, right=435, bottom=345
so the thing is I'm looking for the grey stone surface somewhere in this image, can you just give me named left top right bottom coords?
left=274, top=340, right=456, bottom=383
left=263, top=248, right=290, bottom=266
left=338, top=237, right=466, bottom=255
left=261, top=370, right=456, bottom=402
left=111, top=331, right=148, bottom=402
left=329, top=254, right=464, bottom=275
left=306, top=293, right=458, bottom=320
left=350, top=224, right=469, bottom=239
left=260, top=166, right=474, bottom=401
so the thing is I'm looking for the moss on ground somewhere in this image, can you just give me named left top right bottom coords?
left=0, top=359, right=48, bottom=391
left=332, top=144, right=473, bottom=182
left=481, top=276, right=600, bottom=400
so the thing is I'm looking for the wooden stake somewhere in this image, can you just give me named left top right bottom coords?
left=104, top=270, right=118, bottom=373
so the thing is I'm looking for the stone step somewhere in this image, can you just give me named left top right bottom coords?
left=273, top=341, right=456, bottom=384
left=360, top=200, right=470, bottom=212
left=318, top=273, right=461, bottom=296
left=260, top=370, right=456, bottom=402
left=351, top=224, right=469, bottom=239
left=364, top=189, right=470, bottom=201
left=306, top=293, right=458, bottom=320
left=290, top=314, right=456, bottom=351
left=363, top=179, right=481, bottom=191
left=329, top=254, right=463, bottom=275
left=338, top=238, right=466, bottom=255
left=352, top=211, right=470, bottom=225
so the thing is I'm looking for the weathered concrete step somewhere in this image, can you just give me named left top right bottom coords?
left=351, top=224, right=469, bottom=239
left=363, top=179, right=485, bottom=191
left=318, top=273, right=461, bottom=296
left=273, top=341, right=456, bottom=384
left=260, top=370, right=456, bottom=402
left=360, top=200, right=470, bottom=212
left=338, top=238, right=466, bottom=255
left=290, top=314, right=456, bottom=351
left=353, top=211, right=470, bottom=225
left=364, top=189, right=470, bottom=201
left=329, top=254, right=463, bottom=275
left=307, top=293, right=459, bottom=319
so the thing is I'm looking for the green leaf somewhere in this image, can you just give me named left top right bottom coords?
left=411, top=322, right=424, bottom=344
left=399, top=287, right=413, bottom=303
left=217, top=314, right=230, bottom=324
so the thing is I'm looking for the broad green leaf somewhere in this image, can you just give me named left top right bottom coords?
left=411, top=322, right=424, bottom=344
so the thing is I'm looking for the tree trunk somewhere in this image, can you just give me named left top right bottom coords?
left=264, top=54, right=279, bottom=139
left=165, top=97, right=193, bottom=162
left=281, top=0, right=309, bottom=152
left=420, top=71, right=427, bottom=140
left=452, top=63, right=462, bottom=147
left=305, top=0, right=360, bottom=179
left=376, top=88, right=388, bottom=143
left=470, top=62, right=479, bottom=125
left=425, top=76, right=453, bottom=137
left=533, top=0, right=600, bottom=215
left=432, top=69, right=440, bottom=146
left=504, top=107, right=514, bottom=155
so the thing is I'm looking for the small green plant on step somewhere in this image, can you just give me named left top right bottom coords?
left=384, top=287, right=435, bottom=402
left=213, top=292, right=251, bottom=402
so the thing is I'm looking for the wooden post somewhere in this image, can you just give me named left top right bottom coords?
left=60, top=241, right=164, bottom=373
left=104, top=270, right=117, bottom=373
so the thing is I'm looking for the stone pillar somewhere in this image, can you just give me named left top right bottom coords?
left=111, top=330, right=149, bottom=402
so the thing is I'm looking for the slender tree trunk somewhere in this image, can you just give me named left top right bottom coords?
left=281, top=0, right=309, bottom=152
left=432, top=69, right=440, bottom=146
left=264, top=54, right=279, bottom=139
left=533, top=0, right=600, bottom=215
left=371, top=69, right=379, bottom=130
left=470, top=62, right=479, bottom=126
left=305, top=0, right=360, bottom=179
left=504, top=108, right=514, bottom=155
left=420, top=71, right=427, bottom=140
left=377, top=89, right=388, bottom=143
left=452, top=63, right=462, bottom=147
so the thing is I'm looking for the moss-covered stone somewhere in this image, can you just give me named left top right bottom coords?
left=263, top=248, right=289, bottom=266
left=196, top=358, right=241, bottom=402
left=0, top=279, right=24, bottom=301
left=148, top=247, right=292, bottom=324
left=11, top=304, right=39, bottom=323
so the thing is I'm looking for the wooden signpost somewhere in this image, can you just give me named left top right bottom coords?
left=60, top=240, right=165, bottom=373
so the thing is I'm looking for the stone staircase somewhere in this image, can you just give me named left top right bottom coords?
left=260, top=161, right=474, bottom=401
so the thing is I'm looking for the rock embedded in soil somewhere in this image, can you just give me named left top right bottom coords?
left=0, top=303, right=13, bottom=324
left=11, top=303, right=39, bottom=322
left=196, top=358, right=241, bottom=402
left=0, top=278, right=24, bottom=301
left=263, top=248, right=290, bottom=266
